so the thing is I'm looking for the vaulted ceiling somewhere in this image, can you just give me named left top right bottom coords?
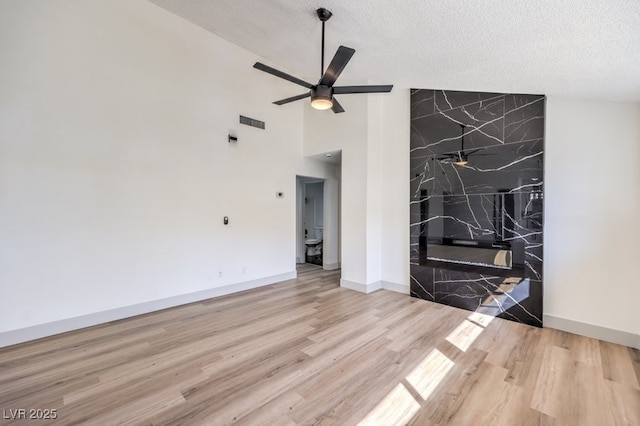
left=149, top=0, right=640, bottom=102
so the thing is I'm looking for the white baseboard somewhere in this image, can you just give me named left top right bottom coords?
left=0, top=271, right=297, bottom=349
left=340, top=278, right=381, bottom=294
left=323, top=261, right=341, bottom=271
left=340, top=279, right=409, bottom=295
left=544, top=314, right=640, bottom=350
left=382, top=281, right=410, bottom=295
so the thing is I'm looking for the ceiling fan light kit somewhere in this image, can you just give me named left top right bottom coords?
left=253, top=7, right=393, bottom=113
left=453, top=157, right=468, bottom=166
left=310, top=98, right=333, bottom=110
left=436, top=124, right=495, bottom=166
left=310, top=85, right=334, bottom=110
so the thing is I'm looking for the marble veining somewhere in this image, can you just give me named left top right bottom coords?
left=410, top=89, right=544, bottom=327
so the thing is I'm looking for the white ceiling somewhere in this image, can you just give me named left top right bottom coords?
left=149, top=0, right=640, bottom=102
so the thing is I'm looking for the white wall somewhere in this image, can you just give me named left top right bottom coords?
left=380, top=89, right=411, bottom=292
left=304, top=96, right=371, bottom=286
left=545, top=97, right=640, bottom=346
left=322, top=174, right=341, bottom=270
left=0, top=0, right=306, bottom=345
left=303, top=90, right=411, bottom=293
left=365, top=96, right=383, bottom=285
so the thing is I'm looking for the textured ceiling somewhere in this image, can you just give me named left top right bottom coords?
left=149, top=0, right=640, bottom=101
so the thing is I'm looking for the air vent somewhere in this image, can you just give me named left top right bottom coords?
left=239, top=115, right=265, bottom=130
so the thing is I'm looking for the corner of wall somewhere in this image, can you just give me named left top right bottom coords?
left=382, top=281, right=410, bottom=295
left=340, top=278, right=382, bottom=294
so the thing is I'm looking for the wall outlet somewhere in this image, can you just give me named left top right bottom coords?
left=218, top=271, right=223, bottom=279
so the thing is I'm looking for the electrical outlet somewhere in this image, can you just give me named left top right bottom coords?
left=218, top=271, right=223, bottom=279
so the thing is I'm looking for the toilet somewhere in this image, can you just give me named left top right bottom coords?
left=305, top=227, right=324, bottom=264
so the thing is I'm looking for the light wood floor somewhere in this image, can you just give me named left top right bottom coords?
left=1, top=264, right=638, bottom=425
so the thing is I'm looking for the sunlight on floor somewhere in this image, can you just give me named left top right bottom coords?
left=357, top=383, right=421, bottom=426
left=405, top=349, right=455, bottom=399
left=467, top=311, right=495, bottom=328
left=446, top=320, right=485, bottom=352
left=446, top=308, right=496, bottom=352
left=358, top=349, right=454, bottom=425
left=359, top=311, right=496, bottom=424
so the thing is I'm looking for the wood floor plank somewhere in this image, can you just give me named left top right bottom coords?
left=630, top=347, right=640, bottom=387
left=531, top=345, right=573, bottom=418
left=413, top=347, right=490, bottom=424
left=477, top=320, right=544, bottom=388
left=0, top=265, right=638, bottom=425
left=85, top=388, right=185, bottom=425
left=0, top=342, right=152, bottom=402
left=603, top=379, right=640, bottom=425
left=201, top=323, right=316, bottom=378
left=61, top=364, right=209, bottom=424
left=357, top=383, right=422, bottom=426
left=569, top=362, right=617, bottom=425
left=235, top=390, right=304, bottom=426
left=531, top=345, right=621, bottom=425
left=600, top=339, right=640, bottom=389
left=441, top=361, right=514, bottom=425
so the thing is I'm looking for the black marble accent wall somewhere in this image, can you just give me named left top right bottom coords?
left=410, top=89, right=544, bottom=327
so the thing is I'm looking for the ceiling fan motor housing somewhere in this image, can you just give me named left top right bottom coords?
left=311, top=85, right=332, bottom=102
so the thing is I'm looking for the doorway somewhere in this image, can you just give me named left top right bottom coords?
left=296, top=174, right=340, bottom=269
left=303, top=180, right=324, bottom=265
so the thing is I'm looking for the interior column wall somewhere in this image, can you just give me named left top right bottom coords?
left=380, top=89, right=411, bottom=292
left=303, top=96, right=370, bottom=287
left=365, top=96, right=383, bottom=287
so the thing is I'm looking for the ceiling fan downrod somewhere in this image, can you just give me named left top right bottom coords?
left=317, top=8, right=333, bottom=78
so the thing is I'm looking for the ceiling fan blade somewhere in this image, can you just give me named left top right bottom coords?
left=273, top=92, right=311, bottom=105
left=333, top=85, right=394, bottom=94
left=253, top=62, right=314, bottom=89
left=331, top=97, right=345, bottom=113
left=319, top=46, right=355, bottom=86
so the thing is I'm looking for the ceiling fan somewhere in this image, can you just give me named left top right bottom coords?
left=436, top=124, right=491, bottom=166
left=253, top=7, right=393, bottom=113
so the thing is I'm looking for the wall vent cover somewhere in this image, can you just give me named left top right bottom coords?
left=239, top=115, right=265, bottom=130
